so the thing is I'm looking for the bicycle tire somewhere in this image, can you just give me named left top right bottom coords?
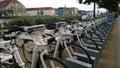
left=36, top=55, right=68, bottom=68
left=22, top=40, right=34, bottom=63
left=96, top=28, right=106, bottom=37
left=99, top=26, right=108, bottom=34
left=22, top=39, right=56, bottom=63
left=60, top=44, right=92, bottom=64
left=90, top=32, right=104, bottom=43
left=102, top=22, right=111, bottom=31
left=14, top=38, right=23, bottom=48
left=81, top=37, right=99, bottom=50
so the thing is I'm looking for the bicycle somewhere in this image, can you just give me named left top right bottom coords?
left=18, top=24, right=56, bottom=63
left=0, top=30, right=25, bottom=68
left=53, top=21, right=93, bottom=64
left=17, top=24, right=68, bottom=68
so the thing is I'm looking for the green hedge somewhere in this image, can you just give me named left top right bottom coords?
left=1, top=15, right=81, bottom=29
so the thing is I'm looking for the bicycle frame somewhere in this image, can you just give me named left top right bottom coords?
left=0, top=40, right=25, bottom=68
left=53, top=21, right=91, bottom=59
left=20, top=25, right=57, bottom=68
left=53, top=22, right=77, bottom=59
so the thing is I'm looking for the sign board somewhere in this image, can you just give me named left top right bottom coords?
left=59, top=7, right=64, bottom=16
left=107, top=13, right=114, bottom=23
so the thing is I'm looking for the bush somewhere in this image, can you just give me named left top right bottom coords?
left=5, top=15, right=81, bottom=29
left=8, top=16, right=35, bottom=28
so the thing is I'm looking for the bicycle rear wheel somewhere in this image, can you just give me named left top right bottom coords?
left=36, top=55, right=68, bottom=68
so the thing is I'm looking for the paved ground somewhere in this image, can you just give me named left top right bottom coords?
left=98, top=17, right=120, bottom=68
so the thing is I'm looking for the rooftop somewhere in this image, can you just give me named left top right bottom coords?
left=0, top=0, right=21, bottom=7
left=26, top=7, right=55, bottom=11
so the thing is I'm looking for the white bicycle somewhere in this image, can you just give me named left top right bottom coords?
left=0, top=30, right=25, bottom=68
left=17, top=24, right=68, bottom=68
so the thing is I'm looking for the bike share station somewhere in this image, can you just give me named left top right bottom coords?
left=65, top=13, right=115, bottom=68
left=0, top=12, right=116, bottom=68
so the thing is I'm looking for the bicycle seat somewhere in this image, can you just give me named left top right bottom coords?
left=23, top=24, right=45, bottom=32
left=3, top=36, right=16, bottom=40
left=19, top=32, right=32, bottom=40
left=56, top=21, right=67, bottom=27
left=30, top=32, right=52, bottom=45
left=45, top=23, right=56, bottom=30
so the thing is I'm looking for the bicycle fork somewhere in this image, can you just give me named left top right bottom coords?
left=10, top=47, right=25, bottom=68
left=54, top=39, right=73, bottom=59
left=31, top=46, right=56, bottom=68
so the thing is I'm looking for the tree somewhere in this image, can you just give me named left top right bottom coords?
left=79, top=0, right=98, bottom=4
left=78, top=0, right=120, bottom=17
left=40, top=10, right=44, bottom=16
left=98, top=0, right=120, bottom=12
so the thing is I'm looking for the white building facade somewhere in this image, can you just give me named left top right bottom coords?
left=26, top=7, right=56, bottom=16
left=64, top=7, right=78, bottom=16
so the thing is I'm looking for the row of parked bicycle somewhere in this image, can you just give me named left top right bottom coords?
left=0, top=15, right=113, bottom=68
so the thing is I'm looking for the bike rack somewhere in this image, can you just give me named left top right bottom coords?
left=0, top=15, right=115, bottom=68
left=65, top=57, right=92, bottom=68
left=64, top=16, right=114, bottom=68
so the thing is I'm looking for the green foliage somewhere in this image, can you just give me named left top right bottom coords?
left=3, top=16, right=80, bottom=29
left=78, top=0, right=120, bottom=12
left=98, top=0, right=119, bottom=12
left=0, top=24, right=2, bottom=30
left=78, top=0, right=98, bottom=4
left=2, top=22, right=9, bottom=29
left=7, top=16, right=35, bottom=28
left=35, top=16, right=60, bottom=24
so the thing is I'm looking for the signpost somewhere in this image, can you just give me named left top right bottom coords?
left=59, top=7, right=64, bottom=16
left=107, top=13, right=115, bottom=24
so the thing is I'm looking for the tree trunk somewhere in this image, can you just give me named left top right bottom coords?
left=93, top=2, right=96, bottom=18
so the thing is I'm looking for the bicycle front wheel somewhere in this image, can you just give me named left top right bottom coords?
left=22, top=40, right=34, bottom=63
left=36, top=55, right=68, bottom=68
left=14, top=36, right=23, bottom=48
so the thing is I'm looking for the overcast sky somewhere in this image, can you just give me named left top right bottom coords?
left=18, top=0, right=106, bottom=12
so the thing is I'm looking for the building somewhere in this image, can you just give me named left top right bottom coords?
left=0, top=0, right=26, bottom=17
left=26, top=7, right=56, bottom=16
left=78, top=10, right=87, bottom=15
left=78, top=10, right=94, bottom=19
left=64, top=7, right=78, bottom=16
left=0, top=0, right=79, bottom=17
left=56, top=7, right=79, bottom=16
